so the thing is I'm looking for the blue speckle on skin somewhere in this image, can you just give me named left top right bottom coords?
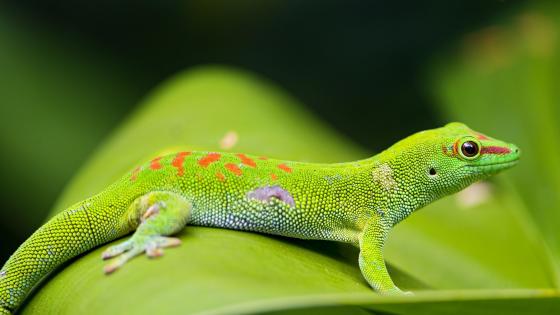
left=374, top=208, right=385, bottom=217
left=0, top=270, right=5, bottom=278
left=372, top=261, right=383, bottom=271
left=8, top=287, right=14, bottom=303
left=324, top=174, right=342, bottom=185
left=247, top=185, right=295, bottom=207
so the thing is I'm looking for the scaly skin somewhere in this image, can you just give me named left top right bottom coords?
left=0, top=122, right=520, bottom=314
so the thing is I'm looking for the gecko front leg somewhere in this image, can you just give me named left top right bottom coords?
left=102, top=191, right=192, bottom=274
left=359, top=217, right=410, bottom=295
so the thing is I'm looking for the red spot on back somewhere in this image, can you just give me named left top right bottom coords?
left=258, top=156, right=268, bottom=160
left=278, top=163, right=292, bottom=173
left=130, top=166, right=141, bottom=181
left=224, top=163, right=242, bottom=176
left=198, top=153, right=221, bottom=167
left=150, top=157, right=163, bottom=170
left=481, top=146, right=511, bottom=155
left=270, top=173, right=278, bottom=180
left=216, top=172, right=226, bottom=182
left=236, top=153, right=257, bottom=168
left=172, top=151, right=191, bottom=176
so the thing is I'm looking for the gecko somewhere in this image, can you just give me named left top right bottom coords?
left=0, top=122, right=520, bottom=314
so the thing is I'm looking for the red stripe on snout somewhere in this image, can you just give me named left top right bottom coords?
left=481, top=146, right=511, bottom=155
left=476, top=133, right=489, bottom=140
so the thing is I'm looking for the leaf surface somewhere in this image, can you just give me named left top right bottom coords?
left=22, top=65, right=559, bottom=314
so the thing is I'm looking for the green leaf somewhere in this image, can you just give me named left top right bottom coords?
left=21, top=64, right=560, bottom=314
left=428, top=2, right=560, bottom=285
left=0, top=5, right=141, bottom=235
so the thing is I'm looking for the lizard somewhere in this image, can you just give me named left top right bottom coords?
left=0, top=122, right=520, bottom=314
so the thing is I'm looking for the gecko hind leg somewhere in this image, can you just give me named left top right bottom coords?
left=102, top=191, right=191, bottom=274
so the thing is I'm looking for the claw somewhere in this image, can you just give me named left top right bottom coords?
left=104, top=263, right=118, bottom=275
left=146, top=246, right=163, bottom=258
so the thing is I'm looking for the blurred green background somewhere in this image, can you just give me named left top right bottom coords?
left=0, top=0, right=523, bottom=262
left=3, top=1, right=560, bottom=313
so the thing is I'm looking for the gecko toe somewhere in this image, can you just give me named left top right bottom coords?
left=146, top=246, right=163, bottom=258
left=154, top=236, right=181, bottom=248
left=145, top=236, right=181, bottom=258
left=102, top=236, right=182, bottom=272
left=103, top=247, right=143, bottom=274
left=101, top=240, right=132, bottom=260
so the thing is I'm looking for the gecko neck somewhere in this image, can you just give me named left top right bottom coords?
left=358, top=154, right=432, bottom=226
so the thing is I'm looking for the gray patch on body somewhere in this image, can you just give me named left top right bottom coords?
left=0, top=270, right=5, bottom=278
left=247, top=185, right=295, bottom=207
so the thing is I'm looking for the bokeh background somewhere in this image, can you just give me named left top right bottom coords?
left=0, top=0, right=558, bottom=279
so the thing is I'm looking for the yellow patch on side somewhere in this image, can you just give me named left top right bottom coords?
left=372, top=163, right=397, bottom=191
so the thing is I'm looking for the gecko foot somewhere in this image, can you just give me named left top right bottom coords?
left=103, top=236, right=181, bottom=274
left=101, top=191, right=191, bottom=274
left=380, top=287, right=414, bottom=296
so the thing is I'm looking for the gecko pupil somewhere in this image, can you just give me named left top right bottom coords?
left=461, top=141, right=479, bottom=157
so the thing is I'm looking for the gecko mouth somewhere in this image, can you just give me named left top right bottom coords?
left=465, top=157, right=519, bottom=171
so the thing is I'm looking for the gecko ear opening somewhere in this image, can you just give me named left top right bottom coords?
left=428, top=167, right=437, bottom=176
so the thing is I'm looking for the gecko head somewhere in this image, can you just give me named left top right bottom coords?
left=384, top=122, right=520, bottom=204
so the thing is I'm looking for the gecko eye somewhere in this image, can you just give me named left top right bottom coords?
left=460, top=141, right=480, bottom=159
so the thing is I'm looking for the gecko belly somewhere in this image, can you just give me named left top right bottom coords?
left=188, top=194, right=361, bottom=244
left=189, top=197, right=314, bottom=239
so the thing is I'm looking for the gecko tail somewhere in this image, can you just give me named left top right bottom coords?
left=0, top=193, right=130, bottom=313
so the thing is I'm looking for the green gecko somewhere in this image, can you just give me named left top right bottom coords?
left=0, top=122, right=520, bottom=314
